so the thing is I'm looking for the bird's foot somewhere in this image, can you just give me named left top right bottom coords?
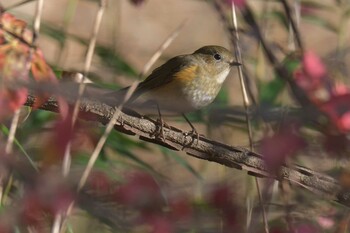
left=151, top=118, right=168, bottom=141
left=184, top=128, right=201, bottom=145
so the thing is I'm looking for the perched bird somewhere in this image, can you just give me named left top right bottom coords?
left=105, top=45, right=240, bottom=138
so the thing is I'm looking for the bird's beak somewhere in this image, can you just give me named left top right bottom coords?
left=229, top=61, right=241, bottom=66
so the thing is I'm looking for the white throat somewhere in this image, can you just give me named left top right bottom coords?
left=216, top=69, right=230, bottom=84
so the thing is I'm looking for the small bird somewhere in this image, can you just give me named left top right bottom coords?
left=106, top=45, right=240, bottom=138
left=113, top=45, right=239, bottom=114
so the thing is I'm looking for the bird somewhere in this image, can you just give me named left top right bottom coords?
left=105, top=45, right=240, bottom=139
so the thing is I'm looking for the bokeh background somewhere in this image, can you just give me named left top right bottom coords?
left=2, top=0, right=350, bottom=232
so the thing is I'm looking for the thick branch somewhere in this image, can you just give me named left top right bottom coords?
left=24, top=94, right=350, bottom=208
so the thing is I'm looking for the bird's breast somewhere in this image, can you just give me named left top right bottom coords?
left=182, top=76, right=222, bottom=109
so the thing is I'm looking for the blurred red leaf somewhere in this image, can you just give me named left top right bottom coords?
left=294, top=224, right=319, bottom=233
left=208, top=184, right=233, bottom=209
left=294, top=51, right=327, bottom=93
left=87, top=171, right=115, bottom=194
left=323, top=133, right=349, bottom=156
left=259, top=123, right=306, bottom=173
left=31, top=50, right=56, bottom=82
left=303, top=51, right=326, bottom=80
left=19, top=179, right=74, bottom=228
left=114, top=172, right=163, bottom=210
left=138, top=215, right=173, bottom=233
left=207, top=184, right=239, bottom=232
left=0, top=43, right=29, bottom=79
left=0, top=42, right=29, bottom=118
left=20, top=192, right=48, bottom=227
left=0, top=13, right=61, bottom=117
left=41, top=115, right=74, bottom=166
left=169, top=197, right=192, bottom=220
left=0, top=88, right=28, bottom=118
left=316, top=215, right=335, bottom=230
left=0, top=13, right=33, bottom=44
left=333, top=83, right=350, bottom=95
left=30, top=40, right=59, bottom=109
left=319, top=93, right=350, bottom=132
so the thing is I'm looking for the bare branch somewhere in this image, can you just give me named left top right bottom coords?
left=24, top=93, right=349, bottom=208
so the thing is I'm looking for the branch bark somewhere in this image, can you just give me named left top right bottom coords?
left=24, top=93, right=350, bottom=208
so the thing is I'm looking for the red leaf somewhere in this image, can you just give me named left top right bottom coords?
left=207, top=184, right=239, bottom=231
left=41, top=115, right=74, bottom=166
left=87, top=171, right=114, bottom=194
left=139, top=215, right=173, bottom=233
left=319, top=93, right=350, bottom=132
left=208, top=184, right=233, bottom=209
left=31, top=50, right=56, bottom=82
left=0, top=88, right=28, bottom=118
left=169, top=197, right=192, bottom=220
left=0, top=43, right=29, bottom=80
left=20, top=193, right=47, bottom=227
left=323, top=133, right=349, bottom=156
left=114, top=172, right=163, bottom=210
left=294, top=224, right=319, bottom=233
left=294, top=51, right=327, bottom=93
left=303, top=51, right=326, bottom=80
left=259, top=123, right=306, bottom=173
left=0, top=13, right=33, bottom=44
left=333, top=83, right=350, bottom=95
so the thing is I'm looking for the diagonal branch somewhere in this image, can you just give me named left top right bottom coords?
left=24, top=93, right=350, bottom=208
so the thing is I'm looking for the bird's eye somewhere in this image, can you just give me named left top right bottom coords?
left=214, top=53, right=221, bottom=60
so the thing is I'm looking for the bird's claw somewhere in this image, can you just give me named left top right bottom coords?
left=151, top=118, right=167, bottom=141
left=184, top=128, right=201, bottom=144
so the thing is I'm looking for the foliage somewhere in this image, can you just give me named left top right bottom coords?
left=1, top=0, right=350, bottom=232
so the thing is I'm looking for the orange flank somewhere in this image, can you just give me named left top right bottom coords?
left=174, top=65, right=198, bottom=84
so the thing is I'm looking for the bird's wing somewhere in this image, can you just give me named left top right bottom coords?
left=102, top=55, right=197, bottom=105
left=132, top=55, right=196, bottom=99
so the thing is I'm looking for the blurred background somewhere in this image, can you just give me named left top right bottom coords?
left=2, top=0, right=350, bottom=232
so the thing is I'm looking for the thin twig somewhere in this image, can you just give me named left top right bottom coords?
left=71, top=0, right=107, bottom=124
left=281, top=0, right=304, bottom=52
left=230, top=3, right=270, bottom=233
left=55, top=2, right=108, bottom=232
left=32, top=0, right=44, bottom=42
left=62, top=0, right=108, bottom=178
left=4, top=109, right=21, bottom=154
left=51, top=213, right=62, bottom=233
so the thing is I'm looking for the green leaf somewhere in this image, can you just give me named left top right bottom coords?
left=259, top=78, right=286, bottom=104
left=258, top=55, right=300, bottom=104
